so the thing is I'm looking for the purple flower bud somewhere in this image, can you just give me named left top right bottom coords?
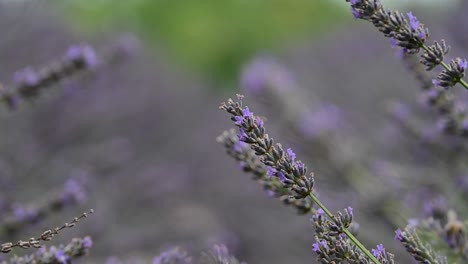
left=395, top=229, right=403, bottom=241
left=347, top=206, right=353, bottom=216
left=319, top=240, right=328, bottom=248
left=351, top=8, right=361, bottom=19
left=312, top=242, right=320, bottom=252
left=55, top=249, right=69, bottom=264
left=83, top=236, right=93, bottom=249
left=317, top=208, right=325, bottom=216
left=13, top=68, right=39, bottom=86
left=242, top=106, right=253, bottom=118
left=277, top=171, right=287, bottom=182
left=266, top=166, right=276, bottom=177
left=287, top=148, right=296, bottom=161
left=372, top=244, right=385, bottom=257
left=234, top=116, right=244, bottom=125
left=255, top=117, right=264, bottom=127
left=458, top=59, right=468, bottom=70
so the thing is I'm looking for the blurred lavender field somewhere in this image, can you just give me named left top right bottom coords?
left=1, top=0, right=467, bottom=263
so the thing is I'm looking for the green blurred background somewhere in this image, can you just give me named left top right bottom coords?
left=58, top=0, right=456, bottom=86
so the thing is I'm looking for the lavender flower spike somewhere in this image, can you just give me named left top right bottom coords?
left=220, top=95, right=384, bottom=264
left=345, top=0, right=468, bottom=90
left=0, top=210, right=93, bottom=253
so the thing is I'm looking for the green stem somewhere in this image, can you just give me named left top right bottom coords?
left=421, top=44, right=468, bottom=90
left=308, top=193, right=381, bottom=264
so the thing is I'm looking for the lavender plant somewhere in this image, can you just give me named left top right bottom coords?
left=346, top=0, right=468, bottom=91
left=0, top=38, right=132, bottom=263
left=220, top=95, right=389, bottom=264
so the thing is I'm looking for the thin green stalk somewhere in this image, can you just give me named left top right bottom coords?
left=308, top=194, right=381, bottom=264
left=421, top=44, right=468, bottom=90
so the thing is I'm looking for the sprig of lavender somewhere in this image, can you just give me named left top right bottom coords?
left=0, top=210, right=93, bottom=253
left=395, top=227, right=448, bottom=264
left=1, top=236, right=92, bottom=264
left=312, top=208, right=393, bottom=263
left=346, top=0, right=468, bottom=91
left=220, top=95, right=382, bottom=264
left=1, top=178, right=87, bottom=237
left=0, top=37, right=136, bottom=110
left=399, top=52, right=468, bottom=137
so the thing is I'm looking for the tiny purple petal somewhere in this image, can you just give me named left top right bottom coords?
left=239, top=128, right=248, bottom=141
left=242, top=107, right=253, bottom=118
left=351, top=8, right=361, bottom=19
left=277, top=171, right=286, bottom=182
left=419, top=31, right=426, bottom=40
left=55, top=249, right=69, bottom=264
left=347, top=206, right=353, bottom=216
left=312, top=243, right=320, bottom=252
left=287, top=148, right=296, bottom=161
left=255, top=117, right=264, bottom=127
left=266, top=166, right=276, bottom=177
left=316, top=208, right=325, bottom=216
left=234, top=116, right=244, bottom=125
left=407, top=12, right=420, bottom=31
left=319, top=240, right=328, bottom=248
left=83, top=236, right=93, bottom=249
left=459, top=59, right=468, bottom=70
left=395, top=229, right=403, bottom=241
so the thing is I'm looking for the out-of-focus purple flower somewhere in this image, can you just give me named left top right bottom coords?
left=242, top=106, right=253, bottom=118
left=82, top=236, right=92, bottom=249
left=234, top=116, right=243, bottom=125
left=153, top=247, right=191, bottom=264
left=286, top=148, right=296, bottom=161
left=66, top=45, right=99, bottom=68
left=266, top=166, right=276, bottom=177
left=407, top=12, right=420, bottom=31
left=319, top=240, right=328, bottom=248
left=347, top=206, right=353, bottom=216
left=312, top=242, right=320, bottom=252
left=13, top=67, right=39, bottom=86
left=63, top=178, right=86, bottom=204
left=105, top=256, right=123, bottom=264
left=317, top=208, right=325, bottom=217
left=371, top=244, right=385, bottom=257
left=298, top=103, right=342, bottom=138
left=12, top=205, right=38, bottom=222
left=277, top=171, right=286, bottom=183
left=240, top=56, right=296, bottom=95
left=395, top=229, right=404, bottom=241
left=55, top=249, right=69, bottom=264
left=459, top=59, right=468, bottom=70
left=423, top=196, right=447, bottom=217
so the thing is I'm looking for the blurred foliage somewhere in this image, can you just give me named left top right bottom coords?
left=62, top=0, right=344, bottom=85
